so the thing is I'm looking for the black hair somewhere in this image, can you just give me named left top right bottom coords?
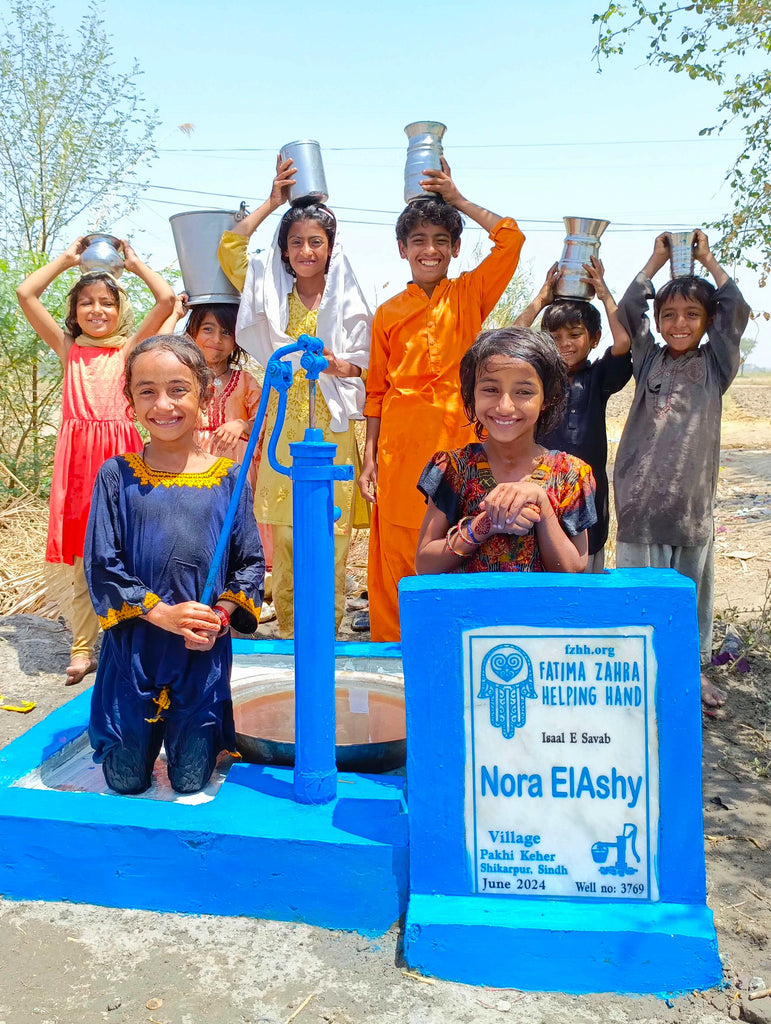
left=459, top=327, right=568, bottom=439
left=123, top=334, right=213, bottom=406
left=395, top=197, right=463, bottom=246
left=653, top=275, right=717, bottom=322
left=186, top=302, right=245, bottom=368
left=277, top=204, right=336, bottom=276
left=65, top=272, right=122, bottom=338
left=542, top=298, right=602, bottom=339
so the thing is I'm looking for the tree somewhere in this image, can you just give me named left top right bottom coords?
left=0, top=0, right=161, bottom=494
left=593, top=2, right=771, bottom=282
left=739, top=335, right=758, bottom=373
left=484, top=264, right=535, bottom=330
left=0, top=0, right=159, bottom=253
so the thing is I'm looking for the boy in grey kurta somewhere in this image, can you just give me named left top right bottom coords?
left=613, top=230, right=750, bottom=708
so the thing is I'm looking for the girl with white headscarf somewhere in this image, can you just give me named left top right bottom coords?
left=218, top=157, right=371, bottom=638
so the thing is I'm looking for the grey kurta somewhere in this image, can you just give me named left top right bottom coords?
left=613, top=273, right=749, bottom=547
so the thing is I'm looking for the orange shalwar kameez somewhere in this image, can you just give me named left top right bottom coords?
left=364, top=217, right=525, bottom=641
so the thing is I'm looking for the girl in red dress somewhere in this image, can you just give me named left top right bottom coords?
left=16, top=237, right=175, bottom=684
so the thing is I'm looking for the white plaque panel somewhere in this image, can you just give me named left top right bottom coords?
left=464, top=626, right=659, bottom=901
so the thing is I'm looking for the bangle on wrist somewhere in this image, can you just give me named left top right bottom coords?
left=457, top=517, right=477, bottom=547
left=213, top=605, right=231, bottom=637
left=446, top=518, right=480, bottom=557
left=446, top=524, right=473, bottom=557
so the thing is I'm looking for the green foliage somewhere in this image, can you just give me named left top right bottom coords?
left=0, top=0, right=159, bottom=253
left=739, top=334, right=758, bottom=372
left=593, top=1, right=771, bottom=281
left=483, top=261, right=535, bottom=330
left=0, top=251, right=68, bottom=496
left=0, top=252, right=166, bottom=497
left=0, top=0, right=164, bottom=497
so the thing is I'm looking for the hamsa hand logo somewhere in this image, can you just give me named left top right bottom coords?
left=479, top=644, right=536, bottom=739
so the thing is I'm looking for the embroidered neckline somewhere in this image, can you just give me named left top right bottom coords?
left=124, top=451, right=232, bottom=489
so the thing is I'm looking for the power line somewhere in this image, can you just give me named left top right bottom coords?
left=119, top=193, right=695, bottom=233
left=109, top=181, right=702, bottom=229
left=157, top=136, right=741, bottom=154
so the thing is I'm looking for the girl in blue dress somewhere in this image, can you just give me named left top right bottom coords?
left=85, top=334, right=264, bottom=795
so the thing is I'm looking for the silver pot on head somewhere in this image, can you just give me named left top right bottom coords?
left=668, top=230, right=697, bottom=278
left=555, top=217, right=610, bottom=301
left=279, top=140, right=329, bottom=206
left=80, top=233, right=125, bottom=278
left=404, top=121, right=446, bottom=203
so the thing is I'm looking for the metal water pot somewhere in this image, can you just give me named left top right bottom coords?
left=169, top=210, right=241, bottom=305
left=404, top=121, right=446, bottom=203
left=668, top=230, right=696, bottom=278
left=80, top=233, right=124, bottom=278
left=279, top=140, right=329, bottom=206
left=555, top=217, right=610, bottom=300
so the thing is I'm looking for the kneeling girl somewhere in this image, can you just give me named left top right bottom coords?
left=85, top=335, right=264, bottom=795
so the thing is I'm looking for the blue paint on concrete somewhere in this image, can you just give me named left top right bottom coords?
left=231, top=638, right=403, bottom=659
left=399, top=568, right=720, bottom=992
left=405, top=894, right=720, bottom=993
left=0, top=672, right=407, bottom=935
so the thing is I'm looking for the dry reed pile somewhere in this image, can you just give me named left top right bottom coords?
left=0, top=495, right=57, bottom=617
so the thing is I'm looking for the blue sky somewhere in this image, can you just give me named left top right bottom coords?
left=27, top=0, right=771, bottom=364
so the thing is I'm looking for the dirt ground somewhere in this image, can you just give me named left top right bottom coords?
left=0, top=376, right=770, bottom=1023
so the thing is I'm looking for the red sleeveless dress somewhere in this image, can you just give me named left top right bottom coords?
left=46, top=344, right=142, bottom=565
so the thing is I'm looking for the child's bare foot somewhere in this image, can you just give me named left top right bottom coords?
left=701, top=672, right=726, bottom=709
left=65, top=655, right=97, bottom=686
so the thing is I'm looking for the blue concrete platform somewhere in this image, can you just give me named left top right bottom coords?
left=405, top=895, right=720, bottom=993
left=399, top=570, right=721, bottom=993
left=0, top=643, right=409, bottom=935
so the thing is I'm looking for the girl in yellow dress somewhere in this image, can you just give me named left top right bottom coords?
left=218, top=157, right=371, bottom=638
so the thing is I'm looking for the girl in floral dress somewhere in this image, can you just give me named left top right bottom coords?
left=416, top=327, right=597, bottom=575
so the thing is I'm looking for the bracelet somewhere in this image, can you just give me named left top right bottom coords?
left=457, top=517, right=475, bottom=547
left=446, top=523, right=475, bottom=557
left=213, top=605, right=231, bottom=637
left=465, top=516, right=481, bottom=544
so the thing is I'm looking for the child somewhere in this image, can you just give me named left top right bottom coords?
left=218, top=156, right=371, bottom=639
left=613, top=230, right=750, bottom=708
left=359, top=160, right=525, bottom=639
left=415, top=327, right=596, bottom=574
left=163, top=298, right=262, bottom=485
left=85, top=335, right=264, bottom=795
left=16, top=238, right=175, bottom=685
left=514, top=257, right=632, bottom=572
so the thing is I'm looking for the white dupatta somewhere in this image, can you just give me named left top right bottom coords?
left=235, top=222, right=371, bottom=433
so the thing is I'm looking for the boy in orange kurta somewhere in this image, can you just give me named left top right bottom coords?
left=358, top=161, right=525, bottom=640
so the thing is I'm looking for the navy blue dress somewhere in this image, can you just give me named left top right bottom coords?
left=85, top=453, right=264, bottom=793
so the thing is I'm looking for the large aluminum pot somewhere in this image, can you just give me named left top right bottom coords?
left=555, top=216, right=610, bottom=301
left=668, top=230, right=696, bottom=278
left=279, top=139, right=329, bottom=206
left=80, top=233, right=124, bottom=278
left=169, top=210, right=241, bottom=305
left=404, top=121, right=446, bottom=203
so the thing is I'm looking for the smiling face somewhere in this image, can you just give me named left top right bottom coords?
left=550, top=322, right=600, bottom=373
left=191, top=312, right=236, bottom=368
left=473, top=355, right=546, bottom=446
left=655, top=294, right=710, bottom=357
left=283, top=219, right=330, bottom=279
left=128, top=349, right=206, bottom=446
left=398, top=220, right=461, bottom=294
left=74, top=281, right=120, bottom=337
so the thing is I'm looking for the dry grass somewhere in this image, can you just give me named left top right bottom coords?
left=0, top=496, right=58, bottom=617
